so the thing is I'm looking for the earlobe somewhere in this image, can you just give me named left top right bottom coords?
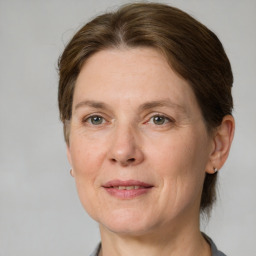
left=66, top=144, right=75, bottom=177
left=206, top=115, right=235, bottom=174
left=70, top=169, right=75, bottom=177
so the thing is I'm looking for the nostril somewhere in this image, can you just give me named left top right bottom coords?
left=127, top=158, right=135, bottom=162
left=110, top=157, right=136, bottom=164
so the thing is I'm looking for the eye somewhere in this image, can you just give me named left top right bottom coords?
left=85, top=115, right=105, bottom=125
left=149, top=115, right=171, bottom=125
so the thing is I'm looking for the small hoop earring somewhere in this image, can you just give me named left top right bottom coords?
left=70, top=169, right=74, bottom=177
left=213, top=167, right=218, bottom=173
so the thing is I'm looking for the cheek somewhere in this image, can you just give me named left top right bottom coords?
left=70, top=133, right=107, bottom=175
left=69, top=135, right=108, bottom=219
left=147, top=132, right=205, bottom=175
left=146, top=131, right=209, bottom=204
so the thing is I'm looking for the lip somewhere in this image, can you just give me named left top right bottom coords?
left=102, top=179, right=154, bottom=199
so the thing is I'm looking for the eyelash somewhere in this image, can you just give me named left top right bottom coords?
left=82, top=113, right=174, bottom=127
left=147, top=114, right=174, bottom=126
left=83, top=115, right=107, bottom=126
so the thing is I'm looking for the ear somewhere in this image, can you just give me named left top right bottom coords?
left=66, top=143, right=75, bottom=177
left=206, top=115, right=235, bottom=174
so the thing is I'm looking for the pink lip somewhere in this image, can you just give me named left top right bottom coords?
left=102, top=179, right=153, bottom=199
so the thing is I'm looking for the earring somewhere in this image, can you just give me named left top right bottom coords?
left=213, top=167, right=218, bottom=173
left=70, top=169, right=74, bottom=177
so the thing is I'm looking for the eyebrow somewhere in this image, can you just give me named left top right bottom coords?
left=138, top=99, right=186, bottom=113
left=74, top=99, right=186, bottom=113
left=74, top=100, right=110, bottom=111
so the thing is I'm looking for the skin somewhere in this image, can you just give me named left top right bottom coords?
left=67, top=48, right=235, bottom=256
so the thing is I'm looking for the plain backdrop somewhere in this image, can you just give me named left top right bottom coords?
left=0, top=0, right=255, bottom=255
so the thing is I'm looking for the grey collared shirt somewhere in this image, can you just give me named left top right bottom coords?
left=89, top=236, right=227, bottom=256
left=205, top=235, right=227, bottom=256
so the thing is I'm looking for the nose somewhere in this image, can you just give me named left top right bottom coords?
left=108, top=125, right=144, bottom=166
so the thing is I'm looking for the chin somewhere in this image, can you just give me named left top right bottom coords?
left=101, top=222, right=155, bottom=237
left=97, top=208, right=161, bottom=236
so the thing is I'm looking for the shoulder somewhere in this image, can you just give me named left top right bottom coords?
left=203, top=233, right=227, bottom=256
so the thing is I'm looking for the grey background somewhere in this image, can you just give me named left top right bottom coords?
left=0, top=0, right=255, bottom=255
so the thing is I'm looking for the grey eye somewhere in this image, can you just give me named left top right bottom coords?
left=88, top=116, right=104, bottom=125
left=151, top=115, right=169, bottom=125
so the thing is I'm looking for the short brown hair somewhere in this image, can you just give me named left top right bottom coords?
left=58, top=3, right=233, bottom=213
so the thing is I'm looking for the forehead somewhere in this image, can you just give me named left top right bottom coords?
left=77, top=47, right=177, bottom=82
left=74, top=47, right=198, bottom=113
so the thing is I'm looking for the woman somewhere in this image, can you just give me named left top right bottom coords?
left=58, top=3, right=234, bottom=256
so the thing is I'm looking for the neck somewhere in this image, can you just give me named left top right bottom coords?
left=99, top=215, right=211, bottom=256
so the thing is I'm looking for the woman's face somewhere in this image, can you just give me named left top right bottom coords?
left=67, top=48, right=215, bottom=236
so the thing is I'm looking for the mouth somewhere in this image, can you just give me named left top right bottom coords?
left=110, top=185, right=146, bottom=190
left=102, top=180, right=153, bottom=199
